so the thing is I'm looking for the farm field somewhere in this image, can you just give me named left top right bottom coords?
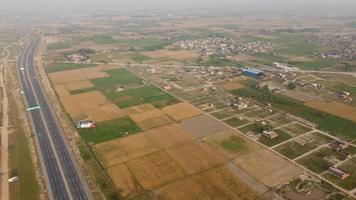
left=296, top=147, right=334, bottom=174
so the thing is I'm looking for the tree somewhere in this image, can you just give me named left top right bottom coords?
left=287, top=82, right=297, bottom=90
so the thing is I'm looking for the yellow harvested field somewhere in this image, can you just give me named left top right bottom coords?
left=153, top=165, right=259, bottom=200
left=122, top=104, right=156, bottom=115
left=146, top=124, right=195, bottom=149
left=135, top=116, right=174, bottom=130
left=94, top=133, right=160, bottom=168
left=64, top=80, right=94, bottom=91
left=203, top=130, right=261, bottom=159
left=142, top=49, right=199, bottom=61
left=166, top=142, right=228, bottom=175
left=162, top=102, right=202, bottom=121
left=305, top=100, right=356, bottom=123
left=85, top=104, right=126, bottom=122
left=127, top=151, right=186, bottom=190
left=54, top=85, right=71, bottom=97
left=107, top=164, right=141, bottom=198
left=234, top=148, right=302, bottom=187
left=129, top=109, right=166, bottom=122
left=129, top=109, right=173, bottom=130
left=48, top=67, right=110, bottom=84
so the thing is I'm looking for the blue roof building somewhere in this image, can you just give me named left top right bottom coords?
left=243, top=69, right=263, bottom=77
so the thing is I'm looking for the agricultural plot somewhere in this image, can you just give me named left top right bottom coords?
left=179, top=115, right=229, bottom=138
left=129, top=109, right=173, bottom=130
left=161, top=102, right=202, bottom=121
left=91, top=68, right=143, bottom=90
left=106, top=85, right=179, bottom=109
left=79, top=116, right=141, bottom=144
left=274, top=132, right=333, bottom=159
left=145, top=124, right=195, bottom=149
left=277, top=122, right=312, bottom=137
left=127, top=151, right=186, bottom=190
left=166, top=142, right=228, bottom=175
left=234, top=148, right=302, bottom=187
left=153, top=165, right=259, bottom=200
left=296, top=147, right=334, bottom=174
left=204, top=130, right=260, bottom=159
left=223, top=116, right=250, bottom=127
left=46, top=62, right=98, bottom=73
left=323, top=157, right=356, bottom=191
left=238, top=122, right=271, bottom=136
left=93, top=133, right=161, bottom=168
left=107, top=164, right=141, bottom=198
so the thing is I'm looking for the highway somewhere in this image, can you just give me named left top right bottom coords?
left=17, top=36, right=92, bottom=200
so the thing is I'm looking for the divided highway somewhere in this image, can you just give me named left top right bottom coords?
left=18, top=36, right=91, bottom=200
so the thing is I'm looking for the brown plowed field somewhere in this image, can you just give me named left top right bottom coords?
left=64, top=80, right=94, bottom=91
left=179, top=115, right=228, bottom=138
left=107, top=164, right=141, bottom=198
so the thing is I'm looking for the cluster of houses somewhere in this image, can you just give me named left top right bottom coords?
left=187, top=66, right=243, bottom=82
left=174, top=38, right=273, bottom=56
left=337, top=91, right=353, bottom=102
left=312, top=34, right=356, bottom=61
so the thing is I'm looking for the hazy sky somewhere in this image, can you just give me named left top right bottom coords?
left=1, top=0, right=355, bottom=15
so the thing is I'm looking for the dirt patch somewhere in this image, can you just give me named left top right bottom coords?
left=305, top=100, right=356, bottom=123
left=203, top=130, right=261, bottom=159
left=107, top=164, right=141, bottom=198
left=179, top=115, right=229, bottom=138
left=162, top=102, right=202, bottom=121
left=283, top=90, right=319, bottom=102
left=234, top=148, right=302, bottom=187
left=166, top=142, right=228, bottom=175
left=145, top=124, right=195, bottom=149
left=129, top=109, right=173, bottom=130
left=220, top=81, right=245, bottom=91
left=54, top=85, right=71, bottom=97
left=127, top=151, right=186, bottom=190
left=64, top=80, right=94, bottom=91
left=232, top=54, right=260, bottom=62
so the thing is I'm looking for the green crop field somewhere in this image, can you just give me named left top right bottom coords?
left=91, top=68, right=143, bottom=90
left=279, top=122, right=312, bottom=136
left=274, top=141, right=316, bottom=159
left=297, top=58, right=340, bottom=70
left=46, top=62, right=98, bottom=73
left=79, top=117, right=141, bottom=144
left=107, top=85, right=179, bottom=109
left=219, top=135, right=248, bottom=153
left=238, top=122, right=269, bottom=135
left=258, top=129, right=292, bottom=147
left=296, top=147, right=334, bottom=174
left=47, top=42, right=71, bottom=50
left=91, top=35, right=116, bottom=44
left=130, top=53, right=151, bottom=63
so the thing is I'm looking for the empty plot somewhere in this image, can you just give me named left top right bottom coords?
left=234, top=148, right=302, bottom=187
left=204, top=130, right=260, bottom=159
left=278, top=122, right=312, bottom=137
left=296, top=147, right=334, bottom=174
left=107, top=164, right=141, bottom=198
left=179, top=115, right=228, bottom=138
left=223, top=117, right=250, bottom=127
left=146, top=124, right=195, bottom=149
left=267, top=114, right=292, bottom=127
left=127, top=151, right=186, bottom=190
left=162, top=102, right=202, bottom=121
left=94, top=133, right=160, bottom=167
left=166, top=142, right=228, bottom=174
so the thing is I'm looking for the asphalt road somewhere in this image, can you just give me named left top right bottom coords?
left=18, top=36, right=92, bottom=200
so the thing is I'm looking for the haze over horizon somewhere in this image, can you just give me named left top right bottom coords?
left=1, top=0, right=356, bottom=16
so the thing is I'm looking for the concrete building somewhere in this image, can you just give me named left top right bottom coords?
left=329, top=166, right=350, bottom=180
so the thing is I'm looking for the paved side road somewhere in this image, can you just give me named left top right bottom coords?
left=18, top=36, right=92, bottom=200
